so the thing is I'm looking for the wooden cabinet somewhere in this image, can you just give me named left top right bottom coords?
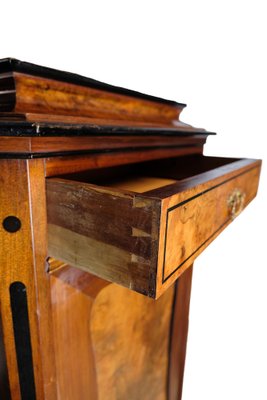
left=0, top=58, right=261, bottom=399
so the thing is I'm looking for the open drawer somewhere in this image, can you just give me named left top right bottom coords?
left=46, top=155, right=261, bottom=298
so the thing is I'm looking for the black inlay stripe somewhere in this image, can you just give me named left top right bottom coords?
left=0, top=120, right=214, bottom=137
left=162, top=165, right=259, bottom=283
left=10, top=282, right=36, bottom=400
left=167, top=165, right=257, bottom=213
left=163, top=219, right=230, bottom=283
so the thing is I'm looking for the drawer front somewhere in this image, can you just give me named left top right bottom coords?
left=47, top=157, right=261, bottom=299
left=156, top=165, right=260, bottom=296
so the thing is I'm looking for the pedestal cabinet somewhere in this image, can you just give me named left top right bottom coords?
left=0, top=58, right=261, bottom=400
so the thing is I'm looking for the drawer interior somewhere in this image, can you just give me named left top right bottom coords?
left=55, top=154, right=240, bottom=192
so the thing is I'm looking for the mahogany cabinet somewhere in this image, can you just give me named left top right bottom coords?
left=0, top=58, right=261, bottom=399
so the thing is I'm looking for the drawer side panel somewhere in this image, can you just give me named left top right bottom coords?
left=47, top=179, right=161, bottom=297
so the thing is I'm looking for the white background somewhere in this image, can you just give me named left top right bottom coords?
left=1, top=1, right=266, bottom=398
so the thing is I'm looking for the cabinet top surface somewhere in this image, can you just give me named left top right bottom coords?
left=0, top=58, right=214, bottom=160
left=0, top=57, right=183, bottom=107
left=0, top=57, right=214, bottom=137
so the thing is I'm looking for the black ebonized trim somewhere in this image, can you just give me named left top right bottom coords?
left=162, top=165, right=258, bottom=283
left=10, top=282, right=36, bottom=400
left=0, top=120, right=214, bottom=137
left=0, top=58, right=184, bottom=107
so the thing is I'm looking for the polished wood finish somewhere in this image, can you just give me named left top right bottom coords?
left=0, top=111, right=182, bottom=126
left=90, top=281, right=174, bottom=400
left=50, top=267, right=100, bottom=399
left=0, top=59, right=205, bottom=131
left=50, top=264, right=175, bottom=400
left=0, top=133, right=207, bottom=155
left=45, top=146, right=203, bottom=177
left=0, top=311, right=11, bottom=399
left=168, top=266, right=193, bottom=400
left=0, top=58, right=184, bottom=108
left=155, top=158, right=261, bottom=297
left=0, top=159, right=57, bottom=400
left=13, top=72, right=183, bottom=126
left=47, top=156, right=261, bottom=298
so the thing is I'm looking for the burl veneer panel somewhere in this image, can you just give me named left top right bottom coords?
left=50, top=267, right=175, bottom=400
left=91, top=283, right=175, bottom=400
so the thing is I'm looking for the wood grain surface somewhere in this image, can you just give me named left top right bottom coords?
left=0, top=134, right=207, bottom=155
left=47, top=156, right=261, bottom=299
left=45, top=146, right=203, bottom=176
left=0, top=58, right=211, bottom=133
left=90, top=280, right=175, bottom=400
left=50, top=269, right=99, bottom=400
left=155, top=160, right=261, bottom=297
left=0, top=57, right=183, bottom=110
left=0, top=57, right=262, bottom=400
left=47, top=177, right=161, bottom=297
left=0, top=310, right=11, bottom=399
left=0, top=159, right=57, bottom=400
left=49, top=263, right=177, bottom=400
left=5, top=71, right=184, bottom=127
left=161, top=166, right=260, bottom=280
left=168, top=266, right=193, bottom=400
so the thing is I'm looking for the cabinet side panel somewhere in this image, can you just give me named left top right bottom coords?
left=90, top=283, right=175, bottom=400
left=50, top=269, right=99, bottom=400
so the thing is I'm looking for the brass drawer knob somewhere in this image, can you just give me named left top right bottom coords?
left=228, top=189, right=246, bottom=219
